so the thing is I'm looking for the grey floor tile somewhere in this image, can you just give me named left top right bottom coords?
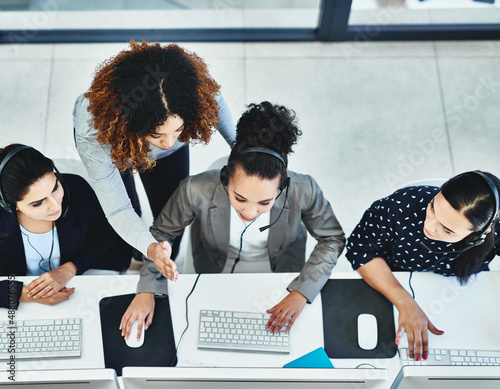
left=0, top=43, right=53, bottom=60
left=52, top=42, right=131, bottom=61
left=0, top=60, right=52, bottom=151
left=438, top=58, right=500, bottom=174
left=435, top=41, right=500, bottom=58
left=189, top=58, right=246, bottom=176
left=44, top=60, right=99, bottom=159
left=53, top=42, right=243, bottom=63
left=246, top=57, right=453, bottom=240
left=174, top=43, right=245, bottom=60
left=51, top=42, right=245, bottom=74
left=245, top=41, right=435, bottom=59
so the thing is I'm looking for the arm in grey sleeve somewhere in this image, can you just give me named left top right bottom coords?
left=137, top=176, right=199, bottom=294
left=73, top=95, right=156, bottom=256
left=149, top=175, right=198, bottom=245
left=215, top=94, right=236, bottom=146
left=137, top=255, right=168, bottom=294
left=287, top=177, right=346, bottom=303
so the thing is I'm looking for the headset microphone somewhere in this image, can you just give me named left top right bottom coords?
left=419, top=240, right=483, bottom=255
left=259, top=177, right=290, bottom=233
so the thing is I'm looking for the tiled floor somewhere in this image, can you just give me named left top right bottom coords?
left=1, top=39, right=499, bottom=271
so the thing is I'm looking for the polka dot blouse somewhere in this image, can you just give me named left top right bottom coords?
left=346, top=186, right=500, bottom=276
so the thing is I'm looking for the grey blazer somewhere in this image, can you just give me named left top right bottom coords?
left=138, top=169, right=345, bottom=302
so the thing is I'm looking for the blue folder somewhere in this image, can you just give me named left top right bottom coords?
left=284, top=347, right=334, bottom=368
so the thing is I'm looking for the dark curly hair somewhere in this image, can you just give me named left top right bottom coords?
left=441, top=171, right=500, bottom=285
left=85, top=40, right=220, bottom=172
left=227, top=102, right=302, bottom=188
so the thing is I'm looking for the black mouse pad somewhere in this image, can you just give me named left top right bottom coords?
left=321, top=279, right=397, bottom=359
left=99, top=293, right=177, bottom=376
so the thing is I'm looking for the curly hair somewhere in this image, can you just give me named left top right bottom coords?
left=227, top=101, right=302, bottom=188
left=85, top=40, right=220, bottom=172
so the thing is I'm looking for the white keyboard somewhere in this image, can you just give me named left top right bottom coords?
left=197, top=310, right=290, bottom=354
left=0, top=318, right=81, bottom=360
left=399, top=348, right=500, bottom=366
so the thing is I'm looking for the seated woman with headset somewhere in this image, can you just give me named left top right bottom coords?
left=0, top=144, right=131, bottom=308
left=120, top=102, right=346, bottom=341
left=346, top=171, right=500, bottom=362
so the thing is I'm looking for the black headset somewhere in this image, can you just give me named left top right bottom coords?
left=0, top=145, right=69, bottom=216
left=421, top=171, right=499, bottom=256
left=220, top=147, right=289, bottom=191
left=220, top=146, right=291, bottom=233
left=0, top=146, right=33, bottom=213
left=463, top=171, right=500, bottom=247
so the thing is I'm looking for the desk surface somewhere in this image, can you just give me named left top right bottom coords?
left=1, top=271, right=499, bottom=389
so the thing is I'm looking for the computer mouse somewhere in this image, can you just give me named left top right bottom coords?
left=125, top=320, right=145, bottom=348
left=357, top=313, right=378, bottom=350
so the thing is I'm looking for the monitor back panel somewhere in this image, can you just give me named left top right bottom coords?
left=122, top=367, right=388, bottom=389
left=0, top=368, right=119, bottom=389
left=391, top=366, right=500, bottom=389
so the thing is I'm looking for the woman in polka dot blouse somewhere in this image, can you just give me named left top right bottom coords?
left=346, top=171, right=500, bottom=362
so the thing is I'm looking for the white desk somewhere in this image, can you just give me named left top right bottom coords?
left=1, top=271, right=499, bottom=389
left=394, top=271, right=500, bottom=352
left=0, top=275, right=137, bottom=372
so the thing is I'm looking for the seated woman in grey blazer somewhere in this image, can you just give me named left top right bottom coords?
left=120, top=102, right=346, bottom=341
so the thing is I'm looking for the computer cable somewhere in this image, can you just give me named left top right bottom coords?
left=408, top=271, right=415, bottom=299
left=20, top=221, right=55, bottom=272
left=171, top=272, right=202, bottom=367
left=230, top=219, right=256, bottom=273
left=355, top=363, right=377, bottom=369
left=407, top=254, right=449, bottom=300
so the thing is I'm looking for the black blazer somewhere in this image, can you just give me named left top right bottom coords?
left=0, top=174, right=131, bottom=308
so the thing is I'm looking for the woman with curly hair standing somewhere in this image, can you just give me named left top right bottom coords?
left=73, top=41, right=235, bottom=280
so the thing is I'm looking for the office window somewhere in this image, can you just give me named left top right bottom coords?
left=0, top=0, right=498, bottom=42
left=349, top=0, right=500, bottom=25
left=0, top=0, right=322, bottom=31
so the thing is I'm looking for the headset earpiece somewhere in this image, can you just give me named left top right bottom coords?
left=53, top=166, right=70, bottom=218
left=0, top=146, right=33, bottom=213
left=466, top=231, right=488, bottom=247
left=279, top=177, right=290, bottom=192
left=425, top=171, right=499, bottom=254
left=0, top=198, right=13, bottom=213
left=458, top=171, right=500, bottom=248
left=220, top=165, right=229, bottom=187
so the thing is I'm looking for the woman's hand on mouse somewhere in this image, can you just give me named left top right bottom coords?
left=148, top=241, right=178, bottom=282
left=120, top=293, right=155, bottom=341
left=396, top=298, right=444, bottom=361
left=20, top=286, right=75, bottom=305
left=266, top=290, right=307, bottom=334
left=25, top=262, right=77, bottom=299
